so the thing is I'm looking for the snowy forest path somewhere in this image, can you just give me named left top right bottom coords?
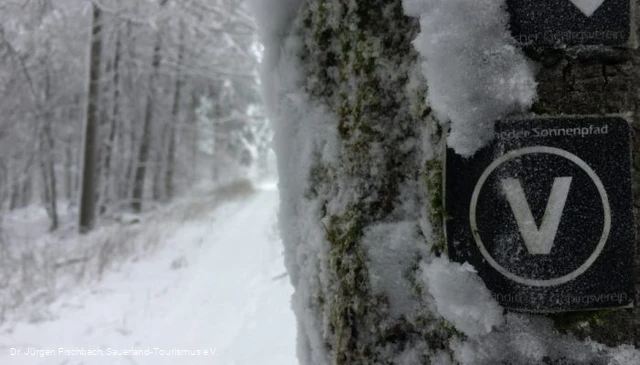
left=0, top=185, right=297, bottom=365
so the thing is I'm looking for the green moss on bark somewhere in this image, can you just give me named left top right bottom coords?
left=326, top=206, right=381, bottom=364
left=425, top=158, right=446, bottom=255
left=296, top=1, right=455, bottom=363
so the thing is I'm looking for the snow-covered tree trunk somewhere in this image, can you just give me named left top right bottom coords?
left=260, top=1, right=455, bottom=363
left=257, top=0, right=640, bottom=364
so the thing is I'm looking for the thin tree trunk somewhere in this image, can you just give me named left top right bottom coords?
left=131, top=39, right=161, bottom=212
left=151, top=127, right=166, bottom=202
left=19, top=173, right=32, bottom=208
left=39, top=69, right=59, bottom=231
left=9, top=169, right=20, bottom=211
left=100, top=29, right=122, bottom=215
left=118, top=20, right=134, bottom=203
left=71, top=94, right=82, bottom=206
left=64, top=139, right=72, bottom=202
left=164, top=22, right=185, bottom=201
left=189, top=91, right=198, bottom=184
left=118, top=108, right=131, bottom=202
left=0, top=161, right=7, bottom=210
left=131, top=0, right=167, bottom=212
left=39, top=123, right=58, bottom=231
left=78, top=3, right=103, bottom=233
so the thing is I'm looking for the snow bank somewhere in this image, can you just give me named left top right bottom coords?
left=422, top=258, right=503, bottom=337
left=1, top=189, right=297, bottom=365
left=0, top=181, right=256, bottom=327
left=449, top=312, right=632, bottom=365
left=363, top=222, right=429, bottom=316
left=405, top=0, right=537, bottom=156
left=610, top=345, right=640, bottom=365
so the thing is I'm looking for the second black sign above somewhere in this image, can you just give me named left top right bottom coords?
left=506, top=0, right=631, bottom=46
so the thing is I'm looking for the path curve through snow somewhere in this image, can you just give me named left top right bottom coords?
left=0, top=185, right=297, bottom=365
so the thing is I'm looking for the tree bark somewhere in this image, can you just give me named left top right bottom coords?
left=118, top=19, right=135, bottom=203
left=131, top=0, right=167, bottom=212
left=277, top=2, right=442, bottom=364
left=19, top=171, right=32, bottom=209
left=0, top=161, right=7, bottom=210
left=39, top=69, right=58, bottom=231
left=78, top=3, right=103, bottom=233
left=9, top=173, right=20, bottom=211
left=100, top=29, right=122, bottom=215
left=164, top=22, right=185, bottom=201
left=39, top=121, right=58, bottom=231
left=189, top=91, right=199, bottom=184
left=64, top=139, right=73, bottom=203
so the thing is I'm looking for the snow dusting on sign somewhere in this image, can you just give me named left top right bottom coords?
left=404, top=0, right=537, bottom=157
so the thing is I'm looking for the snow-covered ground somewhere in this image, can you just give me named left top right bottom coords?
left=0, top=183, right=297, bottom=365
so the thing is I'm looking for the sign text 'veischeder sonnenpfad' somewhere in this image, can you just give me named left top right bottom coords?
left=445, top=117, right=635, bottom=312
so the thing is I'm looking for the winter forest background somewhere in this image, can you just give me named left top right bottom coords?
left=0, top=2, right=295, bottom=361
left=0, top=0, right=270, bottom=232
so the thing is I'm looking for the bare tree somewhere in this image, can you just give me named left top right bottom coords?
left=78, top=3, right=103, bottom=233
left=131, top=0, right=168, bottom=212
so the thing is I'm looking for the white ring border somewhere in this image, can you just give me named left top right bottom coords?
left=469, top=146, right=611, bottom=287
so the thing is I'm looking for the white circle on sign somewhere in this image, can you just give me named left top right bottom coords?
left=469, top=146, right=611, bottom=287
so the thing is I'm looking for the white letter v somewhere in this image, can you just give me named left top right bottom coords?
left=501, top=177, right=572, bottom=255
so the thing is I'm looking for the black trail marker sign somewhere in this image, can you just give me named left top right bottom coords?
left=445, top=117, right=635, bottom=312
left=506, top=0, right=631, bottom=46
